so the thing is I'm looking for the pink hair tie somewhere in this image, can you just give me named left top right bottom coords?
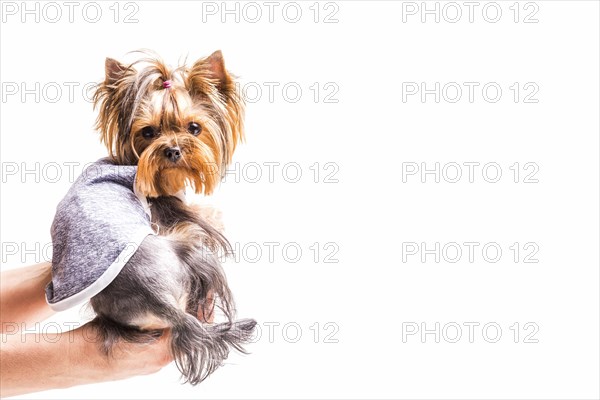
left=162, top=80, right=172, bottom=89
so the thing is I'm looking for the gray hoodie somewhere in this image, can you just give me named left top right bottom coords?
left=45, top=158, right=155, bottom=311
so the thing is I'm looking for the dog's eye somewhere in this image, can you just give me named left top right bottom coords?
left=187, top=122, right=202, bottom=136
left=141, top=126, right=157, bottom=139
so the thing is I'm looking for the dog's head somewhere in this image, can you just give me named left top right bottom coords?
left=94, top=50, right=244, bottom=197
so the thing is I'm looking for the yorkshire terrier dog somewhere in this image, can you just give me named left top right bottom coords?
left=88, top=50, right=255, bottom=384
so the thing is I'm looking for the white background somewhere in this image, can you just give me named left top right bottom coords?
left=1, top=1, right=599, bottom=399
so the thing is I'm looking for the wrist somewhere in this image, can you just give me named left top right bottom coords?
left=57, top=323, right=110, bottom=388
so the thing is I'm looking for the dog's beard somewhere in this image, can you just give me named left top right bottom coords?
left=135, top=136, right=221, bottom=198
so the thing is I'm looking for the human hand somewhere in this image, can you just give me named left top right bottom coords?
left=76, top=323, right=174, bottom=381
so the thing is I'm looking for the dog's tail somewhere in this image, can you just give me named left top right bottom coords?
left=89, top=311, right=256, bottom=385
left=171, top=312, right=257, bottom=385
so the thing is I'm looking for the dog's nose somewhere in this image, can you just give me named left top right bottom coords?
left=164, top=147, right=181, bottom=162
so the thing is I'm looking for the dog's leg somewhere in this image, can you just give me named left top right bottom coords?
left=89, top=234, right=185, bottom=349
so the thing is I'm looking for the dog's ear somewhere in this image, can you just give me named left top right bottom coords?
left=104, top=58, right=132, bottom=85
left=187, top=51, right=245, bottom=165
left=94, top=58, right=136, bottom=164
left=187, top=50, right=233, bottom=95
left=204, top=50, right=230, bottom=89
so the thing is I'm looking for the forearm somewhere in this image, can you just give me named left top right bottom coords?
left=1, top=324, right=90, bottom=397
left=0, top=263, right=55, bottom=329
left=1, top=323, right=172, bottom=398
